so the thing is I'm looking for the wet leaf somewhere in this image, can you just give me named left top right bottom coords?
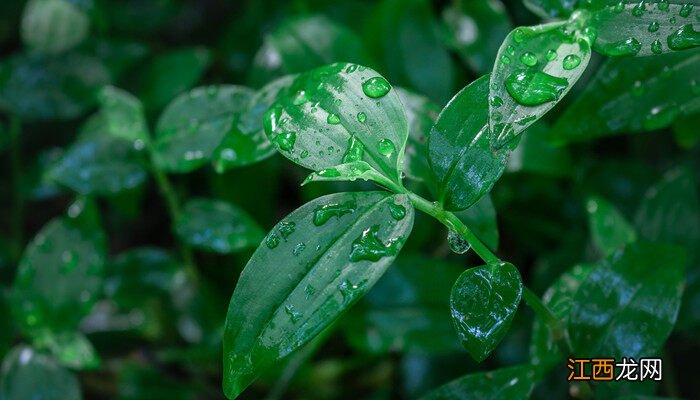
left=569, top=242, right=687, bottom=358
left=450, top=262, right=523, bottom=362
left=550, top=49, right=700, bottom=143
left=421, top=365, right=536, bottom=400
left=0, top=346, right=81, bottom=400
left=264, top=63, right=408, bottom=187
left=176, top=198, right=264, bottom=254
left=586, top=195, right=637, bottom=256
left=34, top=330, right=100, bottom=370
left=97, top=86, right=149, bottom=144
left=223, top=191, right=414, bottom=398
left=489, top=19, right=592, bottom=148
left=21, top=0, right=89, bottom=55
left=428, top=75, right=519, bottom=211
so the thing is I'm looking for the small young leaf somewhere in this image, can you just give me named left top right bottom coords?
left=175, top=198, right=264, bottom=254
left=586, top=195, right=637, bottom=256
left=428, top=75, right=519, bottom=211
left=442, top=0, right=513, bottom=74
left=395, top=87, right=440, bottom=184
left=97, top=86, right=149, bottom=145
left=154, top=85, right=254, bottom=173
left=523, top=0, right=578, bottom=19
left=33, top=330, right=100, bottom=370
left=450, top=262, right=523, bottom=362
left=48, top=137, right=148, bottom=196
left=420, top=365, right=537, bottom=400
left=264, top=63, right=408, bottom=186
left=0, top=346, right=81, bottom=400
left=550, top=49, right=700, bottom=143
left=489, top=19, right=592, bottom=148
left=223, top=191, right=414, bottom=398
left=569, top=242, right=687, bottom=358
left=587, top=1, right=700, bottom=57
left=21, top=0, right=89, bottom=55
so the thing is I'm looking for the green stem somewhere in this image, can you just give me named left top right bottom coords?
left=522, top=287, right=567, bottom=348
left=9, top=115, right=23, bottom=261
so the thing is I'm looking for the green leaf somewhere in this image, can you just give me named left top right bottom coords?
left=587, top=1, right=700, bottom=57
left=523, top=0, right=578, bottom=19
left=0, top=52, right=110, bottom=120
left=0, top=346, right=81, bottom=400
left=264, top=63, right=408, bottom=186
left=223, top=191, right=414, bottom=398
left=442, top=0, right=513, bottom=74
left=569, top=242, right=686, bottom=358
left=48, top=136, right=148, bottom=195
left=249, top=15, right=366, bottom=86
left=395, top=87, right=440, bottom=184
left=10, top=206, right=107, bottom=337
left=154, top=85, right=255, bottom=173
left=21, top=0, right=89, bottom=55
left=427, top=75, right=518, bottom=211
left=673, top=112, right=700, bottom=149
left=343, top=255, right=464, bottom=355
left=450, top=262, right=523, bottom=362
left=137, top=47, right=211, bottom=111
left=175, top=198, right=264, bottom=254
left=489, top=19, right=592, bottom=148
left=550, top=49, right=700, bottom=143
left=33, top=330, right=100, bottom=370
left=586, top=195, right=637, bottom=256
left=453, top=194, right=499, bottom=251
left=97, top=86, right=149, bottom=145
left=420, top=365, right=536, bottom=400
left=530, top=263, right=593, bottom=371
left=105, top=247, right=179, bottom=306
left=506, top=122, right=572, bottom=177
left=212, top=76, right=294, bottom=172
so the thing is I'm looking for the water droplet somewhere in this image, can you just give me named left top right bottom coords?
left=519, top=52, right=537, bottom=67
left=667, top=24, right=700, bottom=50
left=545, top=49, right=557, bottom=61
left=292, top=90, right=308, bottom=106
left=313, top=200, right=356, bottom=226
left=345, top=64, right=357, bottom=73
left=658, top=0, right=669, bottom=10
left=265, top=233, right=280, bottom=249
left=491, top=96, right=504, bottom=107
left=342, top=135, right=365, bottom=163
left=292, top=242, right=306, bottom=256
left=500, top=55, right=511, bottom=65
left=562, top=54, right=581, bottom=70
left=388, top=201, right=406, bottom=220
left=318, top=168, right=340, bottom=177
left=357, top=112, right=367, bottom=123
left=447, top=230, right=471, bottom=254
left=327, top=113, right=341, bottom=125
left=304, top=284, right=316, bottom=298
left=377, top=139, right=395, bottom=156
left=613, top=1, right=625, bottom=13
left=504, top=69, right=569, bottom=106
left=278, top=221, right=296, bottom=240
left=274, top=131, right=296, bottom=152
left=632, top=1, right=646, bottom=17
left=513, top=28, right=525, bottom=43
left=600, top=37, right=642, bottom=56
left=648, top=21, right=660, bottom=32
left=349, top=225, right=403, bottom=262
left=338, top=279, right=368, bottom=304
left=284, top=305, right=303, bottom=323
left=651, top=39, right=664, bottom=54
left=506, top=45, right=515, bottom=55
left=362, top=77, right=391, bottom=98
left=643, top=104, right=680, bottom=130
left=300, top=150, right=309, bottom=159
left=680, top=3, right=693, bottom=17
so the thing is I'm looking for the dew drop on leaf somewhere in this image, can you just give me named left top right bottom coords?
left=265, top=233, right=280, bottom=249
left=278, top=221, right=296, bottom=240
left=562, top=54, right=581, bottom=70
left=519, top=52, right=537, bottom=67
left=667, top=24, right=700, bottom=50
left=545, top=49, right=557, bottom=61
left=658, top=0, right=670, bottom=10
left=600, top=37, right=642, bottom=56
left=651, top=39, right=663, bottom=54
left=500, top=55, right=511, bottom=65
left=679, top=3, right=693, bottom=17
left=342, top=136, right=364, bottom=163
left=292, top=242, right=306, bottom=256
left=274, top=131, right=296, bottom=152
left=348, top=225, right=402, bottom=262
left=357, top=112, right=366, bottom=123
left=377, top=139, right=395, bottom=156
left=504, top=69, right=569, bottom=106
left=284, top=305, right=303, bottom=323
left=632, top=1, right=646, bottom=17
left=312, top=200, right=356, bottom=226
left=648, top=21, right=660, bottom=32
left=327, top=113, right=341, bottom=125
left=388, top=201, right=406, bottom=221
left=362, top=77, right=391, bottom=98
left=447, top=229, right=471, bottom=254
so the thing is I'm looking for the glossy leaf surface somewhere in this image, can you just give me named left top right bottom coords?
left=489, top=20, right=592, bottom=148
left=98, top=86, right=149, bottom=144
left=450, top=262, right=523, bottom=362
left=550, top=49, right=700, bottom=143
left=421, top=365, right=536, bottom=400
left=428, top=75, right=518, bottom=211
left=264, top=63, right=408, bottom=185
left=21, top=0, right=89, bottom=55
left=176, top=198, right=264, bottom=254
left=0, top=346, right=81, bottom=400
left=586, top=195, right=637, bottom=256
left=223, top=191, right=414, bottom=398
left=569, top=242, right=686, bottom=358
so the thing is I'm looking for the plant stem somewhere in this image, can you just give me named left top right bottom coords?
left=9, top=115, right=23, bottom=261
left=522, top=286, right=565, bottom=344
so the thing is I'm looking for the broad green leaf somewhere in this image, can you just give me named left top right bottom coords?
left=506, top=122, right=572, bottom=177
left=530, top=263, right=593, bottom=371
left=366, top=0, right=455, bottom=103
left=223, top=191, right=414, bottom=398
left=489, top=19, right=592, bottom=148
left=673, top=112, right=700, bottom=149
left=0, top=346, right=81, bottom=400
left=450, top=262, right=523, bottom=362
left=442, top=0, right=513, bottom=74
left=550, top=49, right=700, bottom=143
left=48, top=137, right=148, bottom=195
left=395, top=87, right=440, bottom=184
left=428, top=75, right=519, bottom=211
left=453, top=194, right=499, bottom=251
left=587, top=1, right=700, bottom=57
left=523, top=0, right=578, bottom=19
left=343, top=255, right=464, bottom=355
left=11, top=204, right=106, bottom=337
left=569, top=242, right=686, bottom=358
left=175, top=198, right=264, bottom=254
left=97, top=86, right=149, bottom=145
left=33, top=330, right=100, bottom=370
left=249, top=15, right=366, bottom=86
left=137, top=47, right=211, bottom=111
left=0, top=52, right=110, bottom=120
left=105, top=247, right=179, bottom=307
left=21, top=0, right=89, bottom=55
left=586, top=195, right=637, bottom=256
left=212, top=76, right=294, bottom=172
left=154, top=85, right=254, bottom=173
left=264, top=63, right=408, bottom=186
left=420, top=365, right=536, bottom=400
